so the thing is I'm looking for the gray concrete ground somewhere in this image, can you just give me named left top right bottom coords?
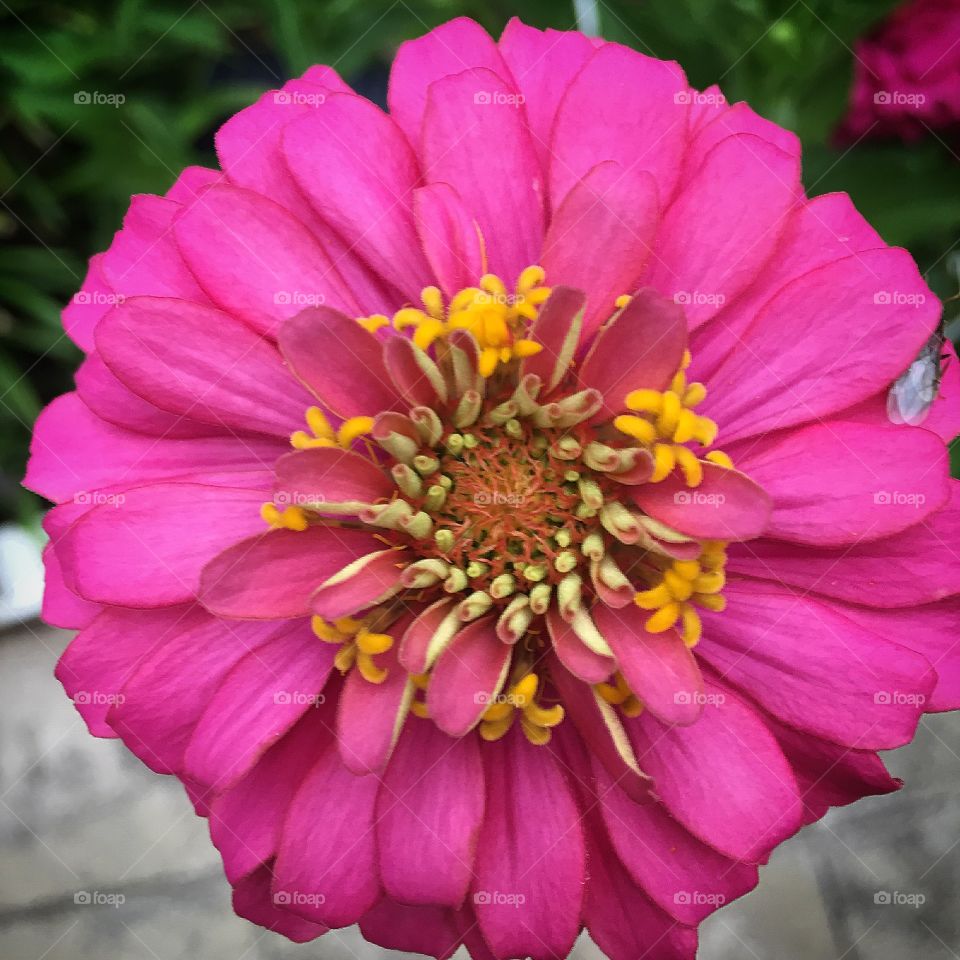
left=1, top=625, right=957, bottom=960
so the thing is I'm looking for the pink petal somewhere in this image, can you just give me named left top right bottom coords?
left=173, top=184, right=358, bottom=337
left=58, top=482, right=267, bottom=606
left=497, top=19, right=595, bottom=177
left=546, top=606, right=614, bottom=683
left=644, top=134, right=799, bottom=330
left=199, top=526, right=382, bottom=619
left=702, top=249, right=939, bottom=443
left=698, top=580, right=935, bottom=748
left=25, top=393, right=285, bottom=504
left=593, top=604, right=703, bottom=724
left=398, top=596, right=459, bottom=674
left=311, top=548, right=410, bottom=620
left=210, top=706, right=333, bottom=883
left=283, top=94, right=431, bottom=299
left=100, top=194, right=210, bottom=302
left=41, top=541, right=101, bottom=630
left=726, top=482, right=960, bottom=607
left=422, top=67, right=544, bottom=282
left=233, top=863, right=327, bottom=943
left=550, top=44, right=688, bottom=212
left=577, top=287, right=688, bottom=421
left=62, top=254, right=113, bottom=351
left=427, top=618, right=511, bottom=737
left=728, top=420, right=950, bottom=545
left=629, top=462, right=772, bottom=541
left=273, top=744, right=380, bottom=928
left=109, top=607, right=289, bottom=773
left=164, top=165, right=222, bottom=202
left=273, top=447, right=393, bottom=511
left=377, top=718, right=485, bottom=906
left=626, top=678, right=803, bottom=861
left=413, top=183, right=484, bottom=297
left=521, top=286, right=586, bottom=394
left=277, top=307, right=400, bottom=419
left=388, top=17, right=510, bottom=146
left=96, top=296, right=314, bottom=437
left=383, top=334, right=447, bottom=408
left=472, top=726, right=585, bottom=960
left=360, top=899, right=461, bottom=960
left=542, top=162, right=659, bottom=337
left=184, top=620, right=336, bottom=788
left=593, top=760, right=757, bottom=928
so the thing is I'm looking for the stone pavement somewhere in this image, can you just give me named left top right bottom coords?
left=1, top=625, right=957, bottom=960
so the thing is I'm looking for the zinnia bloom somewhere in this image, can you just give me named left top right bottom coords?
left=28, top=17, right=960, bottom=960
left=838, top=0, right=960, bottom=141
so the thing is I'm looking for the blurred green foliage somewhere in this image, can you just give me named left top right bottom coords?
left=1, top=0, right=958, bottom=522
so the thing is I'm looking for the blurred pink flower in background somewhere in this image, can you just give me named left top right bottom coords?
left=23, top=15, right=960, bottom=960
left=838, top=0, right=960, bottom=141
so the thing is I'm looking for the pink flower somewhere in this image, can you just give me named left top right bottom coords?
left=838, top=0, right=960, bottom=141
left=27, top=17, right=960, bottom=960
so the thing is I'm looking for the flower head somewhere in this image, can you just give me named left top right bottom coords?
left=28, top=16, right=960, bottom=960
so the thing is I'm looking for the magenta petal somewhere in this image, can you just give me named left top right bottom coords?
left=360, top=899, right=461, bottom=960
left=336, top=642, right=412, bottom=774
left=383, top=334, right=447, bottom=408
left=546, top=606, right=614, bottom=684
left=472, top=725, right=585, bottom=960
left=414, top=183, right=484, bottom=297
left=109, top=608, right=288, bottom=774
left=543, top=162, right=659, bottom=337
left=728, top=420, right=950, bottom=545
left=210, top=707, right=332, bottom=883
left=199, top=526, right=381, bottom=619
left=593, top=761, right=757, bottom=927
left=428, top=618, right=511, bottom=737
left=626, top=678, right=803, bottom=861
left=698, top=580, right=934, bottom=749
left=233, top=864, right=327, bottom=943
left=277, top=307, right=400, bottom=419
left=521, top=286, right=586, bottom=393
left=578, top=288, right=688, bottom=421
left=41, top=542, right=101, bottom=630
left=550, top=44, right=688, bottom=211
left=645, top=134, right=799, bottom=330
left=59, top=482, right=267, bottom=606
left=593, top=604, right=703, bottom=725
left=629, top=463, right=772, bottom=541
left=274, top=447, right=393, bottom=511
left=273, top=744, right=380, bottom=928
left=398, top=596, right=458, bottom=674
left=311, top=548, right=410, bottom=620
left=184, top=621, right=336, bottom=789
left=62, top=254, right=112, bottom=351
left=96, top=296, right=314, bottom=437
left=283, top=94, right=431, bottom=300
left=388, top=17, right=509, bottom=146
left=174, top=184, right=358, bottom=336
left=422, top=67, right=544, bottom=282
left=377, top=718, right=485, bottom=906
